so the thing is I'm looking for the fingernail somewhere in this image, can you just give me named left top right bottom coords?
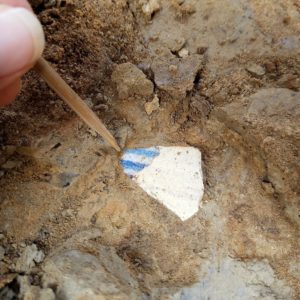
left=0, top=6, right=45, bottom=77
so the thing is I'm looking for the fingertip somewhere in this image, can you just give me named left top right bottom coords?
left=14, top=7, right=45, bottom=64
left=0, top=6, right=45, bottom=77
left=0, top=1, right=32, bottom=10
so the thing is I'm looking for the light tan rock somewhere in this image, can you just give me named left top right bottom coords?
left=144, top=95, right=160, bottom=115
left=112, top=63, right=154, bottom=100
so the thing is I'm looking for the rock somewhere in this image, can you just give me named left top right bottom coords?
left=0, top=246, right=5, bottom=261
left=190, top=94, right=211, bottom=119
left=154, top=35, right=186, bottom=53
left=144, top=95, right=160, bottom=115
left=15, top=244, right=45, bottom=273
left=34, top=250, right=45, bottom=264
left=152, top=53, right=203, bottom=98
left=42, top=250, right=140, bottom=299
left=61, top=209, right=75, bottom=219
left=277, top=73, right=300, bottom=90
left=94, top=103, right=109, bottom=111
left=246, top=64, right=265, bottom=77
left=261, top=181, right=275, bottom=195
left=168, top=37, right=186, bottom=52
left=142, top=0, right=161, bottom=18
left=18, top=276, right=55, bottom=300
left=174, top=257, right=293, bottom=300
left=44, top=0, right=58, bottom=8
left=112, top=63, right=154, bottom=100
left=178, top=48, right=189, bottom=58
left=1, top=160, right=22, bottom=170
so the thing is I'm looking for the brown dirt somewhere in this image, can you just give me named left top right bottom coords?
left=0, top=0, right=299, bottom=299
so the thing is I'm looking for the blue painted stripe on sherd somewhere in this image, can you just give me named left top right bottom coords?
left=120, top=160, right=147, bottom=172
left=125, top=148, right=160, bottom=158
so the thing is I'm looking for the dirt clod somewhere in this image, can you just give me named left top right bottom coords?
left=152, top=52, right=203, bottom=98
left=112, top=63, right=154, bottom=100
left=246, top=64, right=266, bottom=77
left=144, top=95, right=160, bottom=115
left=14, top=245, right=45, bottom=273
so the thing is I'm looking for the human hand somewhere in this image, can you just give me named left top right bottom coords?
left=0, top=0, right=45, bottom=106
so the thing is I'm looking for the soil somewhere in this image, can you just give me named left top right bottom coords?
left=0, top=0, right=299, bottom=299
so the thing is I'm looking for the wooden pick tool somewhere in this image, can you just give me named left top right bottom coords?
left=34, top=57, right=121, bottom=152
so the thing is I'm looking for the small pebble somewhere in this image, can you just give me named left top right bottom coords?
left=261, top=181, right=275, bottom=195
left=62, top=209, right=75, bottom=219
left=142, top=0, right=161, bottom=18
left=277, top=74, right=300, bottom=90
left=145, top=95, right=160, bottom=115
left=1, top=161, right=22, bottom=170
left=94, top=104, right=109, bottom=111
left=14, top=244, right=44, bottom=273
left=169, top=37, right=186, bottom=52
left=246, top=64, right=265, bottom=77
left=178, top=48, right=189, bottom=58
left=34, top=250, right=45, bottom=264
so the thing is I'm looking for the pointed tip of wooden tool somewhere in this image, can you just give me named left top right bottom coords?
left=113, top=141, right=122, bottom=152
left=99, top=126, right=121, bottom=152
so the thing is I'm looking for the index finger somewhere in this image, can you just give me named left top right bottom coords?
left=0, top=0, right=32, bottom=10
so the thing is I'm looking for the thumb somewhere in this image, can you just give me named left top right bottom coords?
left=0, top=5, right=45, bottom=81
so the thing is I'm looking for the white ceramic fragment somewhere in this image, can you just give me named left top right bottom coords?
left=121, top=146, right=204, bottom=221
